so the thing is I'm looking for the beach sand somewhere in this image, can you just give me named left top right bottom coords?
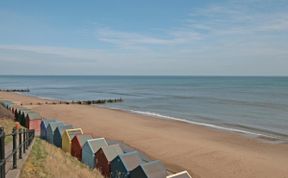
left=1, top=92, right=288, bottom=178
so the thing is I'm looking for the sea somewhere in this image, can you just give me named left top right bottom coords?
left=1, top=76, right=288, bottom=141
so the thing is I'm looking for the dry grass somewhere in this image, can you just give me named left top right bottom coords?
left=0, top=104, right=16, bottom=143
left=0, top=105, right=14, bottom=119
left=20, top=138, right=104, bottom=178
left=0, top=118, right=16, bottom=144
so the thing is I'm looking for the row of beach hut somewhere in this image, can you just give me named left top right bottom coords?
left=1, top=100, right=42, bottom=135
left=1, top=100, right=192, bottom=178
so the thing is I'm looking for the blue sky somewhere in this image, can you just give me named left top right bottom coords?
left=0, top=0, right=288, bottom=75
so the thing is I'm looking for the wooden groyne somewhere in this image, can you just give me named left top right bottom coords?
left=0, top=89, right=30, bottom=92
left=24, top=98, right=123, bottom=106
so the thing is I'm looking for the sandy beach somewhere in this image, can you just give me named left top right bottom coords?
left=1, top=92, right=288, bottom=178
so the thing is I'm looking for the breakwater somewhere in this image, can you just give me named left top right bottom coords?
left=25, top=98, right=123, bottom=105
left=0, top=89, right=30, bottom=92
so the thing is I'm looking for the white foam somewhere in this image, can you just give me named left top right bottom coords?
left=120, top=109, right=283, bottom=140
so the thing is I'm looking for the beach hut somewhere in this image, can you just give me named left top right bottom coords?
left=0, top=100, right=13, bottom=109
left=14, top=107, right=25, bottom=122
left=130, top=160, right=167, bottom=178
left=110, top=151, right=143, bottom=178
left=82, top=138, right=108, bottom=168
left=25, top=112, right=42, bottom=135
left=13, top=106, right=22, bottom=121
left=40, top=119, right=58, bottom=140
left=62, top=128, right=83, bottom=153
left=6, top=102, right=14, bottom=111
left=47, top=121, right=64, bottom=144
left=71, top=134, right=93, bottom=161
left=95, top=144, right=123, bottom=178
left=11, top=104, right=16, bottom=114
left=166, top=171, right=192, bottom=178
left=19, top=108, right=31, bottom=126
left=53, top=124, right=73, bottom=148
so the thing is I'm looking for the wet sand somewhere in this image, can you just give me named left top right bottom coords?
left=1, top=92, right=288, bottom=178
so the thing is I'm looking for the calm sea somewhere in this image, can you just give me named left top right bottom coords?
left=1, top=76, right=288, bottom=140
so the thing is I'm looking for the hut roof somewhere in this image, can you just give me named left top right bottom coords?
left=136, top=160, right=166, bottom=178
left=100, top=144, right=123, bottom=162
left=65, top=128, right=83, bottom=140
left=87, top=138, right=108, bottom=153
left=20, top=108, right=32, bottom=115
left=48, top=122, right=65, bottom=131
left=56, top=124, right=74, bottom=135
left=166, top=171, right=192, bottom=178
left=119, top=151, right=142, bottom=171
left=0, top=100, right=13, bottom=108
left=27, top=112, right=41, bottom=120
left=76, top=134, right=93, bottom=147
left=14, top=106, right=26, bottom=113
left=42, top=119, right=58, bottom=128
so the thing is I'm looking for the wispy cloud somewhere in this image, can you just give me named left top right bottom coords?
left=186, top=3, right=288, bottom=35
left=94, top=1, right=288, bottom=49
left=95, top=27, right=202, bottom=47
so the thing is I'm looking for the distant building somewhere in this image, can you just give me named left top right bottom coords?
left=71, top=134, right=93, bottom=161
left=130, top=160, right=167, bottom=178
left=82, top=138, right=108, bottom=168
left=110, top=151, right=142, bottom=178
left=62, top=128, right=83, bottom=153
left=47, top=121, right=64, bottom=144
left=53, top=124, right=73, bottom=148
left=166, top=171, right=192, bottom=178
left=95, top=144, right=123, bottom=177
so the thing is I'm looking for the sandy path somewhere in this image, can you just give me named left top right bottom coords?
left=1, top=92, right=288, bottom=178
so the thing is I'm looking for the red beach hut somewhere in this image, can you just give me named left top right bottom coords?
left=95, top=144, right=123, bottom=178
left=25, top=112, right=42, bottom=135
left=71, top=134, right=93, bottom=161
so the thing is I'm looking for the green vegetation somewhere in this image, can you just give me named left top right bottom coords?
left=20, top=138, right=103, bottom=178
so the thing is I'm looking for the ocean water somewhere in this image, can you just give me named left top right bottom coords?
left=1, top=76, right=288, bottom=140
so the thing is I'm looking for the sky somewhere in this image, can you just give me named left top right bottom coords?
left=0, top=0, right=288, bottom=76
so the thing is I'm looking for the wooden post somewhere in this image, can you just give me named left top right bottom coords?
left=25, top=130, right=28, bottom=149
left=19, top=128, right=22, bottom=159
left=23, top=129, right=26, bottom=154
left=12, top=128, right=17, bottom=169
left=0, top=127, right=5, bottom=178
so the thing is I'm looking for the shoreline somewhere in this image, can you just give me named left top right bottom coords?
left=108, top=107, right=288, bottom=143
left=1, top=92, right=288, bottom=178
left=22, top=92, right=288, bottom=142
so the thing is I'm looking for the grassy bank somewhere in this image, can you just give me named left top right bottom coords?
left=0, top=104, right=16, bottom=143
left=0, top=118, right=16, bottom=143
left=20, top=138, right=103, bottom=178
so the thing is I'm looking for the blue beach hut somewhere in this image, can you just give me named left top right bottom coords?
left=82, top=138, right=108, bottom=168
left=40, top=119, right=58, bottom=140
left=110, top=151, right=143, bottom=178
left=53, top=124, right=73, bottom=148
left=47, top=121, right=64, bottom=144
